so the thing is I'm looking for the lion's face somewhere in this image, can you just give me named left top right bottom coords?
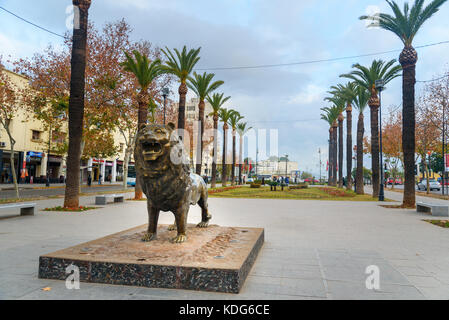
left=136, top=123, right=175, bottom=165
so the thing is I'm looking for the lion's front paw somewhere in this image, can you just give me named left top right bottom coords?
left=196, top=221, right=209, bottom=228
left=141, top=232, right=157, bottom=242
left=171, top=234, right=187, bottom=243
left=167, top=224, right=176, bottom=231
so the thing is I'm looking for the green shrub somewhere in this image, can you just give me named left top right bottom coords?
left=289, top=183, right=309, bottom=190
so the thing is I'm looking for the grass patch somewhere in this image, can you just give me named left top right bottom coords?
left=423, top=219, right=449, bottom=228
left=209, top=186, right=381, bottom=201
left=43, top=206, right=98, bottom=212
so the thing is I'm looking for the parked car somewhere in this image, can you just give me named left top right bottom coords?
left=387, top=178, right=394, bottom=185
left=247, top=178, right=254, bottom=183
left=417, top=179, right=441, bottom=191
left=394, top=179, right=403, bottom=185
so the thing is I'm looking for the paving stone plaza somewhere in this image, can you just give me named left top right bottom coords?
left=1, top=188, right=448, bottom=300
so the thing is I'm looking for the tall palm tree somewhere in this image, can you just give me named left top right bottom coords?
left=228, top=111, right=243, bottom=186
left=207, top=93, right=230, bottom=188
left=161, top=46, right=201, bottom=135
left=325, top=94, right=346, bottom=188
left=360, top=0, right=447, bottom=207
left=352, top=85, right=371, bottom=195
left=341, top=59, right=401, bottom=197
left=218, top=108, right=237, bottom=187
left=329, top=82, right=357, bottom=190
left=64, top=0, right=92, bottom=209
left=188, top=72, right=224, bottom=175
left=237, top=122, right=252, bottom=185
left=121, top=50, right=164, bottom=200
left=321, top=106, right=340, bottom=186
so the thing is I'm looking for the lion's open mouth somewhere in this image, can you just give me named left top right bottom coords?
left=142, top=141, right=162, bottom=160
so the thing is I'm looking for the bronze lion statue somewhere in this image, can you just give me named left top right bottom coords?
left=134, top=123, right=212, bottom=243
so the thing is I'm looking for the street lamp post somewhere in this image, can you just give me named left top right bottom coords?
left=376, top=79, right=385, bottom=201
left=162, top=87, right=169, bottom=125
left=46, top=123, right=52, bottom=187
left=285, top=154, right=289, bottom=177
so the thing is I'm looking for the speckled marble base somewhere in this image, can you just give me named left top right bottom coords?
left=38, top=224, right=264, bottom=293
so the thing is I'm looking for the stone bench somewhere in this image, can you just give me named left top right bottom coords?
left=0, top=203, right=36, bottom=216
left=416, top=202, right=449, bottom=217
left=95, top=194, right=124, bottom=205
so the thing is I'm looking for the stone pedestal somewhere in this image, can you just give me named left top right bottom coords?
left=38, top=224, right=264, bottom=293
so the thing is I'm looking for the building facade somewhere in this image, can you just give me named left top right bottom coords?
left=256, top=156, right=299, bottom=178
left=0, top=69, right=132, bottom=184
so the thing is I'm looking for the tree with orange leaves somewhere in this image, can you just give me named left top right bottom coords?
left=0, top=57, right=22, bottom=198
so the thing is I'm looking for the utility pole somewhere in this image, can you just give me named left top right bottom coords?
left=442, top=97, right=446, bottom=196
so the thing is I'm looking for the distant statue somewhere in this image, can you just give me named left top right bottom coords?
left=134, top=123, right=212, bottom=243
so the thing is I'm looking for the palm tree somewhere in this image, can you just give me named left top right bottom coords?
left=121, top=50, right=164, bottom=200
left=188, top=72, right=224, bottom=175
left=325, top=94, right=346, bottom=188
left=64, top=0, right=92, bottom=209
left=329, top=82, right=357, bottom=190
left=237, top=122, right=252, bottom=185
left=360, top=0, right=447, bottom=206
left=218, top=108, right=237, bottom=187
left=228, top=111, right=244, bottom=186
left=341, top=59, right=401, bottom=197
left=321, top=106, right=340, bottom=186
left=207, top=93, right=230, bottom=188
left=352, top=85, right=371, bottom=195
left=161, top=46, right=201, bottom=134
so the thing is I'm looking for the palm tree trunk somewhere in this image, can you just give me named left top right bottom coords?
left=239, top=134, right=243, bottom=185
left=222, top=124, right=228, bottom=187
left=211, top=116, right=218, bottom=188
left=64, top=0, right=91, bottom=209
left=356, top=113, right=365, bottom=195
left=178, top=82, right=187, bottom=132
left=338, top=115, right=344, bottom=188
left=328, top=128, right=333, bottom=185
left=231, top=130, right=236, bottom=186
left=195, top=100, right=205, bottom=175
left=134, top=94, right=148, bottom=200
left=400, top=46, right=417, bottom=208
left=332, top=122, right=338, bottom=186
left=369, top=89, right=380, bottom=198
left=346, top=104, right=352, bottom=190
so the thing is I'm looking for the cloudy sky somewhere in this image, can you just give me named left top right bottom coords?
left=1, top=0, right=449, bottom=177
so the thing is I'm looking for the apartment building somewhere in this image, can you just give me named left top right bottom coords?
left=0, top=69, right=131, bottom=184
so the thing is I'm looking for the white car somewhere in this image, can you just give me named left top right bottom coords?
left=418, top=179, right=441, bottom=191
left=247, top=178, right=254, bottom=183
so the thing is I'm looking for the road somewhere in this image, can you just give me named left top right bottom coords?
left=391, top=184, right=449, bottom=196
left=0, top=184, right=133, bottom=200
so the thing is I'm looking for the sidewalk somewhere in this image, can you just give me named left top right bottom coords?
left=1, top=192, right=449, bottom=299
left=365, top=186, right=449, bottom=206
left=0, top=182, right=125, bottom=190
